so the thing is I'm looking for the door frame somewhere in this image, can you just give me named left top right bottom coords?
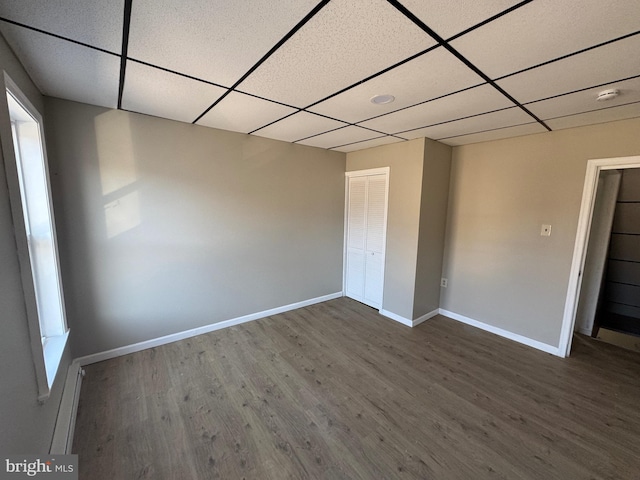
left=559, top=155, right=640, bottom=357
left=343, top=167, right=390, bottom=311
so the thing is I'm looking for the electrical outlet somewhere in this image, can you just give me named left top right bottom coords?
left=541, top=224, right=552, bottom=236
left=440, top=278, right=448, bottom=288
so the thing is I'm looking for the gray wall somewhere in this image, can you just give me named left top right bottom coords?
left=413, top=139, right=451, bottom=319
left=441, top=117, right=640, bottom=347
left=0, top=34, right=70, bottom=453
left=346, top=138, right=425, bottom=320
left=44, top=98, right=346, bottom=358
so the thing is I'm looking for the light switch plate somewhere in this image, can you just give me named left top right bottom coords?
left=541, top=224, right=552, bottom=236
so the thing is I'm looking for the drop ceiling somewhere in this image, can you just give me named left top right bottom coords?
left=0, top=0, right=638, bottom=152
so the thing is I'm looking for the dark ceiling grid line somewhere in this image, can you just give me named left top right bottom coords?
left=302, top=44, right=441, bottom=110
left=192, top=0, right=330, bottom=125
left=292, top=124, right=351, bottom=144
left=128, top=57, right=230, bottom=90
left=117, top=0, right=133, bottom=110
left=394, top=105, right=518, bottom=136
left=328, top=134, right=390, bottom=150
left=127, top=58, right=304, bottom=111
left=250, top=44, right=442, bottom=135
left=296, top=0, right=534, bottom=116
left=247, top=110, right=302, bottom=135
left=288, top=112, right=401, bottom=144
left=542, top=100, right=640, bottom=123
left=356, top=124, right=400, bottom=137
left=435, top=120, right=539, bottom=141
left=250, top=81, right=486, bottom=140
left=329, top=133, right=409, bottom=151
left=445, top=0, right=534, bottom=42
left=246, top=0, right=539, bottom=142
left=0, top=16, right=119, bottom=57
left=386, top=0, right=552, bottom=132
left=248, top=108, right=353, bottom=136
left=230, top=88, right=301, bottom=110
left=354, top=81, right=486, bottom=125
left=494, top=30, right=640, bottom=82
left=523, top=74, right=640, bottom=106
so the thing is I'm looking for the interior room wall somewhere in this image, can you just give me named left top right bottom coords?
left=44, top=98, right=346, bottom=358
left=0, top=34, right=70, bottom=453
left=413, top=139, right=451, bottom=319
left=346, top=138, right=425, bottom=320
left=441, top=117, right=640, bottom=348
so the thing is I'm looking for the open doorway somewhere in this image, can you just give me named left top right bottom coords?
left=559, top=156, right=640, bottom=357
left=575, top=168, right=640, bottom=352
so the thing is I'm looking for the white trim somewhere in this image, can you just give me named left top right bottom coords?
left=76, top=292, right=342, bottom=366
left=345, top=167, right=390, bottom=178
left=412, top=308, right=439, bottom=327
left=42, top=331, right=69, bottom=401
left=1, top=72, right=70, bottom=400
left=559, top=156, right=640, bottom=357
left=343, top=167, right=390, bottom=311
left=380, top=309, right=413, bottom=327
left=439, top=309, right=560, bottom=356
left=381, top=308, right=439, bottom=327
left=576, top=327, right=593, bottom=336
left=50, top=360, right=83, bottom=454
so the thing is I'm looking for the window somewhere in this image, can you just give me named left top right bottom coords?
left=2, top=73, right=68, bottom=400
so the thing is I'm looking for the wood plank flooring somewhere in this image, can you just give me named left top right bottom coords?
left=72, top=297, right=640, bottom=479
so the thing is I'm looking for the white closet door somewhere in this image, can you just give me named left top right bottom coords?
left=345, top=171, right=388, bottom=310
left=363, top=174, right=386, bottom=307
left=346, top=176, right=367, bottom=302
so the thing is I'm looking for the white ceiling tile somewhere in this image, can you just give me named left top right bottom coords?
left=332, top=136, right=404, bottom=153
left=439, top=122, right=547, bottom=146
left=122, top=61, right=227, bottom=124
left=296, top=126, right=381, bottom=149
left=253, top=111, right=347, bottom=143
left=359, top=84, right=514, bottom=134
left=545, top=102, right=640, bottom=131
left=402, top=107, right=534, bottom=140
left=196, top=92, right=296, bottom=134
left=238, top=0, right=436, bottom=107
left=1, top=25, right=119, bottom=108
left=128, top=0, right=319, bottom=87
left=451, top=0, right=640, bottom=79
left=0, top=0, right=123, bottom=52
left=308, top=47, right=484, bottom=123
left=496, top=34, right=640, bottom=104
left=526, top=77, right=640, bottom=121
left=400, top=0, right=522, bottom=39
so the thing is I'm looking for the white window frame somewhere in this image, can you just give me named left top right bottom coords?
left=1, top=72, right=69, bottom=401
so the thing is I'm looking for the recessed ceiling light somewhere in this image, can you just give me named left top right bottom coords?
left=370, top=94, right=395, bottom=105
left=596, top=89, right=620, bottom=101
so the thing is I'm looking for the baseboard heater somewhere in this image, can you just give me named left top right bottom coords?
left=50, top=361, right=84, bottom=454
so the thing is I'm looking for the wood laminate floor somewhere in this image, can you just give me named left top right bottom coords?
left=72, top=298, right=640, bottom=479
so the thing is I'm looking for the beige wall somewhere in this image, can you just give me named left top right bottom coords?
left=413, top=139, right=451, bottom=319
left=0, top=34, right=70, bottom=453
left=442, top=117, right=640, bottom=347
left=44, top=98, right=346, bottom=358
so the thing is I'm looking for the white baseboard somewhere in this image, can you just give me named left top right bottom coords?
left=380, top=309, right=413, bottom=327
left=577, top=326, right=593, bottom=336
left=380, top=308, right=439, bottom=327
left=50, top=360, right=84, bottom=454
left=76, top=292, right=343, bottom=366
left=439, top=309, right=561, bottom=356
left=412, top=308, right=440, bottom=327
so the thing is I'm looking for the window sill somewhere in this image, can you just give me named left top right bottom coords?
left=39, top=330, right=69, bottom=402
